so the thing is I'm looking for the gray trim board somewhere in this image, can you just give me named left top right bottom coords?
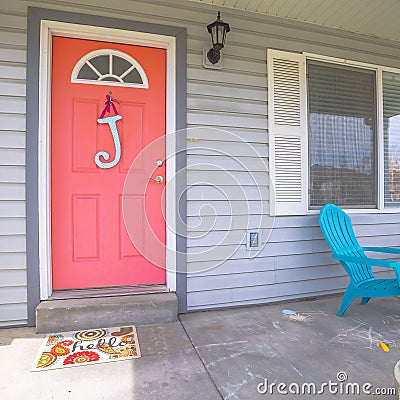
left=26, top=6, right=187, bottom=325
left=26, top=8, right=41, bottom=327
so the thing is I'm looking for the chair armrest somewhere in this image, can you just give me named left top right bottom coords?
left=332, top=253, right=400, bottom=268
left=363, top=247, right=400, bottom=255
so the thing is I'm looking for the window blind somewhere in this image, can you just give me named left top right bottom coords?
left=383, top=71, right=400, bottom=207
left=307, top=62, right=377, bottom=208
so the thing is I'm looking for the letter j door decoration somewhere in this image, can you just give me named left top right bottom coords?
left=95, top=93, right=122, bottom=169
left=51, top=36, right=166, bottom=290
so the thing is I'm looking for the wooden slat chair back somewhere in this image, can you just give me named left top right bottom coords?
left=319, top=203, right=400, bottom=316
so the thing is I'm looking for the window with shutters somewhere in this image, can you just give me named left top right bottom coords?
left=267, top=49, right=400, bottom=216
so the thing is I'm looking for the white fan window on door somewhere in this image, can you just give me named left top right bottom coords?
left=71, top=49, right=149, bottom=88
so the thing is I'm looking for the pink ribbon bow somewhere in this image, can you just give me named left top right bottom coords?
left=99, top=94, right=119, bottom=119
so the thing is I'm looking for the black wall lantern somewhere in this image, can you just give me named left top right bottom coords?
left=206, top=12, right=230, bottom=65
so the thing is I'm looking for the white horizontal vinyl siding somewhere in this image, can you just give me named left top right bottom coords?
left=0, top=3, right=27, bottom=326
left=1, top=0, right=400, bottom=324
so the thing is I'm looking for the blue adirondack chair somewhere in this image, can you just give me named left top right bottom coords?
left=319, top=203, right=400, bottom=316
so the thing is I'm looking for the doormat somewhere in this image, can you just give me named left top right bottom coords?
left=31, top=326, right=141, bottom=371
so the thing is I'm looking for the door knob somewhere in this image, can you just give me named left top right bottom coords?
left=150, top=175, right=164, bottom=184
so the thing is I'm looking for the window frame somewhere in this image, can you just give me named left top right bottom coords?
left=70, top=48, right=149, bottom=88
left=303, top=52, right=400, bottom=214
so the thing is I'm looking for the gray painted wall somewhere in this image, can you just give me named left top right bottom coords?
left=1, top=0, right=400, bottom=326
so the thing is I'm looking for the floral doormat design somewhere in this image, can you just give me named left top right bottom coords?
left=31, top=326, right=141, bottom=371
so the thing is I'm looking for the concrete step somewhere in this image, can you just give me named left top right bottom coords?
left=35, top=292, right=178, bottom=333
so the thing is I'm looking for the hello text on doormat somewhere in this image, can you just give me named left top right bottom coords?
left=31, top=326, right=141, bottom=371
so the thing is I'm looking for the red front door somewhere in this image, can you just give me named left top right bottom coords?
left=51, top=36, right=166, bottom=290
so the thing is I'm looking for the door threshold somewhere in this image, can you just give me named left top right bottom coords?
left=49, top=285, right=169, bottom=300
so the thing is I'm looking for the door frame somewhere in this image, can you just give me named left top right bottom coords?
left=38, top=21, right=177, bottom=299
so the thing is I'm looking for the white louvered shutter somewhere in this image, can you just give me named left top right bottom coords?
left=267, top=49, right=308, bottom=216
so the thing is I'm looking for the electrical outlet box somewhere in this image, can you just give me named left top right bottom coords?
left=246, top=230, right=261, bottom=250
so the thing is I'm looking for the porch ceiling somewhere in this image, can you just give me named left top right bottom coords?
left=188, top=0, right=400, bottom=43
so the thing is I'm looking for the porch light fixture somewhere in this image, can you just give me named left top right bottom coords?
left=206, top=11, right=230, bottom=65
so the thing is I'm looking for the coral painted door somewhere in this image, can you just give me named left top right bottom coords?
left=51, top=36, right=166, bottom=290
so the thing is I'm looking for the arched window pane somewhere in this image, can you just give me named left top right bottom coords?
left=77, top=64, right=99, bottom=80
left=113, top=56, right=132, bottom=76
left=124, top=68, right=143, bottom=84
left=89, top=55, right=109, bottom=75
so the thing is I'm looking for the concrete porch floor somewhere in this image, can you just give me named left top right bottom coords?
left=1, top=295, right=400, bottom=399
